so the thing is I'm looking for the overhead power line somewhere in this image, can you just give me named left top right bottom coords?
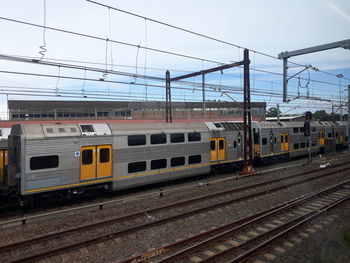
left=0, top=16, right=222, bottom=65
left=86, top=0, right=350, bottom=81
left=0, top=16, right=348, bottom=89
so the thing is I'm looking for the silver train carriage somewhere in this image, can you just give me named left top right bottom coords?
left=253, top=121, right=348, bottom=160
left=5, top=122, right=244, bottom=200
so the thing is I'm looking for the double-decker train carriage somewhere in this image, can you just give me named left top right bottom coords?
left=253, top=121, right=348, bottom=161
left=1, top=121, right=348, bottom=206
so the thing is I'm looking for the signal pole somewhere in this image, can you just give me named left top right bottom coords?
left=304, top=111, right=312, bottom=165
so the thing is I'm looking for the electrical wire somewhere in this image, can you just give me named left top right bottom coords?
left=38, top=0, right=47, bottom=60
left=85, top=0, right=350, bottom=81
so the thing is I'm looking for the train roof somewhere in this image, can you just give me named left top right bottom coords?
left=254, top=121, right=348, bottom=129
left=10, top=122, right=210, bottom=139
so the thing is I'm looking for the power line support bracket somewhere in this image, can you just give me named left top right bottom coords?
left=278, top=39, right=350, bottom=102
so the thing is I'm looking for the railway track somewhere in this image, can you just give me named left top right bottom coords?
left=123, top=180, right=350, bottom=263
left=1, top=160, right=350, bottom=262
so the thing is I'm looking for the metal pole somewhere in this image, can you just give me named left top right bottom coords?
left=202, top=74, right=206, bottom=117
left=308, top=136, right=311, bottom=165
left=240, top=49, right=255, bottom=175
left=340, top=81, right=342, bottom=121
left=6, top=94, right=9, bottom=120
left=348, top=85, right=350, bottom=150
left=283, top=58, right=288, bottom=102
left=277, top=103, right=280, bottom=122
left=165, top=70, right=170, bottom=123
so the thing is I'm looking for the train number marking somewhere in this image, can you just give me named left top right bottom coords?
left=74, top=151, right=80, bottom=157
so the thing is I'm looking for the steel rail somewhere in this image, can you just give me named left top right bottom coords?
left=152, top=180, right=350, bottom=262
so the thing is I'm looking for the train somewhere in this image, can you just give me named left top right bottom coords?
left=0, top=121, right=348, bottom=206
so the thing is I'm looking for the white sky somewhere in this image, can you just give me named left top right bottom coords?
left=0, top=0, right=349, bottom=119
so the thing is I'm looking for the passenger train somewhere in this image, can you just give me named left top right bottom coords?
left=0, top=121, right=348, bottom=206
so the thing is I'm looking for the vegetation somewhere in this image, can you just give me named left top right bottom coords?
left=265, top=108, right=348, bottom=121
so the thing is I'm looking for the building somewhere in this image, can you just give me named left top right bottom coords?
left=8, top=100, right=266, bottom=121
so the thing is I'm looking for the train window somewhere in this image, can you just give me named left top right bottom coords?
left=80, top=125, right=94, bottom=133
left=274, top=137, right=277, bottom=144
left=82, top=150, right=93, bottom=165
left=171, top=157, right=185, bottom=167
left=328, top=133, right=332, bottom=138
left=214, top=123, right=222, bottom=128
left=58, top=128, right=66, bottom=133
left=219, top=140, right=224, bottom=150
left=30, top=155, right=59, bottom=170
left=0, top=130, right=2, bottom=136
left=335, top=132, right=338, bottom=137
left=171, top=133, right=185, bottom=143
left=188, top=132, right=201, bottom=142
left=300, top=142, right=306, bottom=148
left=300, top=127, right=304, bottom=133
left=280, top=136, right=284, bottom=143
left=128, top=161, right=146, bottom=173
left=233, top=141, right=237, bottom=148
left=70, top=128, right=77, bottom=133
left=262, top=138, right=267, bottom=145
left=189, top=155, right=201, bottom=164
left=151, top=159, right=167, bottom=170
left=293, top=128, right=299, bottom=133
left=306, top=142, right=309, bottom=147
left=311, top=127, right=316, bottom=132
left=284, top=135, right=288, bottom=143
left=294, top=143, right=299, bottom=149
left=238, top=138, right=241, bottom=144
left=128, top=135, right=146, bottom=146
left=151, top=134, right=166, bottom=144
left=100, top=148, right=110, bottom=163
left=210, top=140, right=216, bottom=150
left=46, top=128, right=53, bottom=133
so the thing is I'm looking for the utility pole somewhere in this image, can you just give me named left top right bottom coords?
left=277, top=103, right=280, bottom=122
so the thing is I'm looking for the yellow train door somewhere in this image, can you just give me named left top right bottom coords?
left=340, top=130, right=344, bottom=143
left=281, top=133, right=289, bottom=151
left=319, top=131, right=325, bottom=145
left=284, top=134, right=289, bottom=151
left=210, top=138, right=217, bottom=161
left=80, top=146, right=96, bottom=180
left=97, top=145, right=112, bottom=178
left=210, top=138, right=226, bottom=161
left=217, top=138, right=226, bottom=161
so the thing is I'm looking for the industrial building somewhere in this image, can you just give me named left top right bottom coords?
left=8, top=100, right=266, bottom=121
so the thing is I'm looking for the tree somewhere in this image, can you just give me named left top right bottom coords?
left=266, top=107, right=281, bottom=117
